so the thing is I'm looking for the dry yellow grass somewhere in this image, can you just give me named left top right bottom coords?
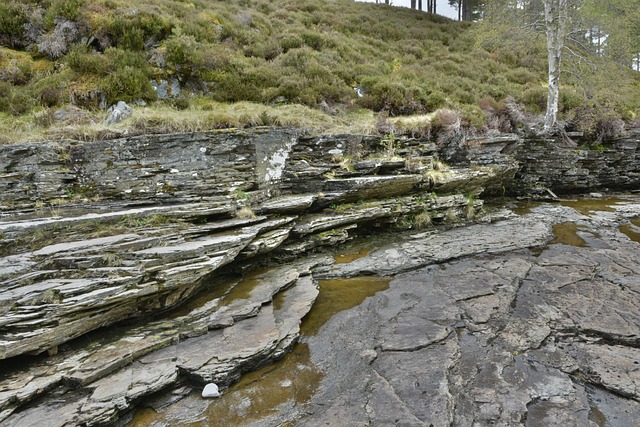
left=0, top=101, right=384, bottom=144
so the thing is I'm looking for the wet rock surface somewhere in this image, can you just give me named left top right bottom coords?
left=113, top=196, right=640, bottom=427
left=1, top=127, right=639, bottom=426
left=286, top=198, right=640, bottom=427
left=0, top=129, right=507, bottom=426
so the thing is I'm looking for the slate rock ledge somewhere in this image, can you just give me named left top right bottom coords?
left=0, top=127, right=638, bottom=425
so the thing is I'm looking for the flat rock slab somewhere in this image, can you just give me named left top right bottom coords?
left=263, top=201, right=640, bottom=427
left=323, top=214, right=552, bottom=277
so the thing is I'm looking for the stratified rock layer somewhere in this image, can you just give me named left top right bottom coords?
left=0, top=128, right=638, bottom=426
left=0, top=129, right=517, bottom=425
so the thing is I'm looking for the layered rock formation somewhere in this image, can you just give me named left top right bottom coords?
left=509, top=135, right=640, bottom=195
left=0, top=127, right=638, bottom=426
left=122, top=197, right=640, bottom=427
left=0, top=128, right=513, bottom=425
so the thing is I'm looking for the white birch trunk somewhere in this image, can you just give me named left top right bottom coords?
left=543, top=0, right=567, bottom=134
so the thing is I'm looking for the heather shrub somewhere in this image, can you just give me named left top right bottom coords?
left=33, top=75, right=67, bottom=107
left=424, top=90, right=446, bottom=112
left=459, top=104, right=488, bottom=131
left=357, top=78, right=432, bottom=115
left=0, top=83, right=34, bottom=116
left=244, top=39, right=282, bottom=60
left=43, top=0, right=86, bottom=30
left=66, top=45, right=108, bottom=74
left=165, top=31, right=198, bottom=68
left=519, top=86, right=547, bottom=114
left=301, top=30, right=327, bottom=51
left=559, top=88, right=583, bottom=112
left=279, top=33, right=305, bottom=53
left=569, top=107, right=626, bottom=142
left=181, top=12, right=224, bottom=43
left=431, top=108, right=465, bottom=146
left=0, top=0, right=638, bottom=139
left=91, top=9, right=172, bottom=50
left=100, top=66, right=156, bottom=104
left=0, top=2, right=28, bottom=42
left=505, top=67, right=537, bottom=84
left=482, top=96, right=527, bottom=132
left=0, top=53, right=33, bottom=85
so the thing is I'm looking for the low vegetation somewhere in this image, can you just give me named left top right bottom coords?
left=0, top=0, right=639, bottom=143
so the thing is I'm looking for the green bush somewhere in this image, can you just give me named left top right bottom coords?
left=66, top=46, right=149, bottom=77
left=96, top=10, right=172, bottom=51
left=0, top=82, right=34, bottom=115
left=279, top=33, right=304, bottom=53
left=0, top=57, right=32, bottom=85
left=165, top=32, right=198, bottom=67
left=0, top=2, right=28, bottom=40
left=459, top=104, right=488, bottom=130
left=505, top=68, right=537, bottom=85
left=243, top=39, right=282, bottom=60
left=1, top=0, right=638, bottom=130
left=559, top=88, right=583, bottom=112
left=301, top=30, right=326, bottom=51
left=357, top=79, right=429, bottom=115
left=66, top=45, right=108, bottom=74
left=100, top=66, right=156, bottom=104
left=424, top=90, right=446, bottom=112
left=519, top=86, right=547, bottom=114
left=44, top=0, right=86, bottom=29
left=0, top=81, right=12, bottom=112
left=33, top=75, right=68, bottom=107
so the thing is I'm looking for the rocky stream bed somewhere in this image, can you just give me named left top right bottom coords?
left=0, top=128, right=638, bottom=426
left=120, top=195, right=640, bottom=427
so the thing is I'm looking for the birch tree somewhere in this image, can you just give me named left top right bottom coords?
left=542, top=0, right=571, bottom=132
left=481, top=0, right=581, bottom=133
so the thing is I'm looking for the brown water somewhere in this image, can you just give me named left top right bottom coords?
left=127, top=275, right=390, bottom=427
left=550, top=222, right=588, bottom=247
left=129, top=343, right=322, bottom=427
left=301, top=276, right=391, bottom=336
left=620, top=218, right=640, bottom=243
left=512, top=201, right=541, bottom=216
left=334, top=246, right=374, bottom=264
left=560, top=197, right=628, bottom=216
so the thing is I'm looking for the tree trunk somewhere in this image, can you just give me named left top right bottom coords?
left=428, top=0, right=436, bottom=14
left=458, top=0, right=463, bottom=21
left=418, top=0, right=423, bottom=11
left=543, top=0, right=567, bottom=133
left=411, top=0, right=416, bottom=8
left=462, top=0, right=472, bottom=21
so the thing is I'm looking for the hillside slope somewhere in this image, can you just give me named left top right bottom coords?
left=0, top=0, right=639, bottom=142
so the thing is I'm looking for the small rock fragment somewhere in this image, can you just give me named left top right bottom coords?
left=202, top=383, right=221, bottom=398
left=104, top=101, right=133, bottom=125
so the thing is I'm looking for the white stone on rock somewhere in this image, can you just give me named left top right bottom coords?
left=104, top=101, right=132, bottom=125
left=202, top=383, right=221, bottom=398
